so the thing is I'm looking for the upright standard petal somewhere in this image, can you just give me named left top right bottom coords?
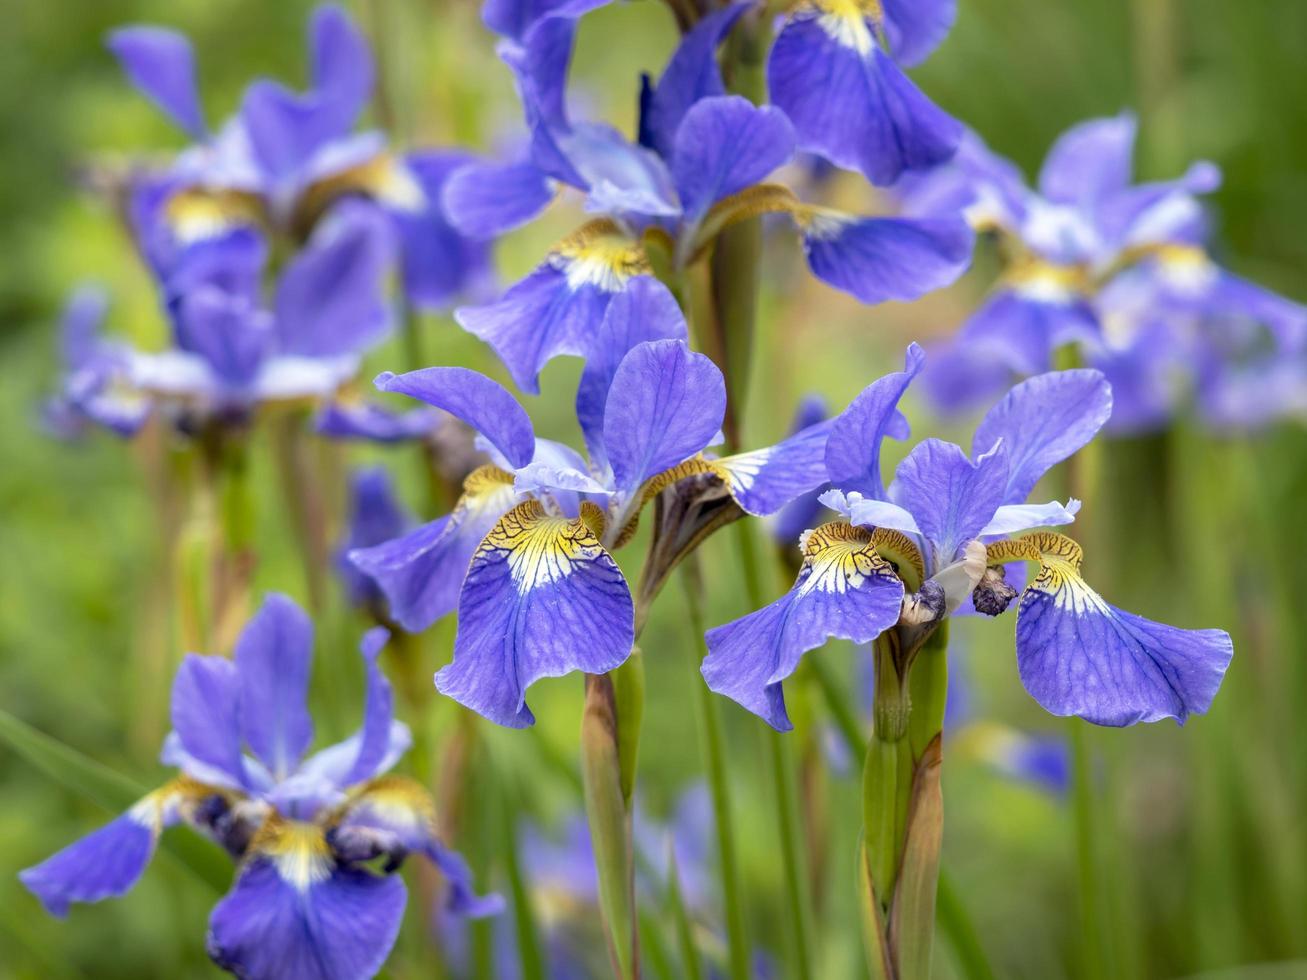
left=275, top=201, right=393, bottom=359
left=455, top=221, right=653, bottom=394
left=603, top=340, right=726, bottom=496
left=672, top=96, right=795, bottom=220
left=575, top=277, right=688, bottom=466
left=170, top=654, right=247, bottom=790
left=207, top=820, right=406, bottom=980
left=972, top=369, right=1112, bottom=504
left=348, top=466, right=520, bottom=632
left=235, top=594, right=316, bottom=781
left=641, top=2, right=751, bottom=157
left=767, top=5, right=962, bottom=185
left=825, top=342, right=924, bottom=498
left=309, top=4, right=374, bottom=136
left=702, top=522, right=905, bottom=730
left=1037, top=113, right=1137, bottom=208
left=375, top=367, right=534, bottom=469
left=242, top=80, right=339, bottom=185
left=20, top=784, right=188, bottom=917
left=437, top=501, right=634, bottom=727
left=881, top=0, right=957, bottom=68
left=340, top=628, right=400, bottom=786
left=988, top=534, right=1233, bottom=726
left=106, top=27, right=206, bottom=137
left=889, top=438, right=1008, bottom=567
left=800, top=211, right=972, bottom=304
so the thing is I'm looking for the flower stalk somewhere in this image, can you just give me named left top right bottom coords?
left=859, top=622, right=949, bottom=980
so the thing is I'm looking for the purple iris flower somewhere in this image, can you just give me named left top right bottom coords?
left=108, top=4, right=490, bottom=311
left=316, top=399, right=444, bottom=444
left=702, top=344, right=1233, bottom=730
left=119, top=200, right=394, bottom=419
left=767, top=0, right=963, bottom=186
left=349, top=281, right=833, bottom=727
left=442, top=7, right=972, bottom=392
left=20, top=594, right=500, bottom=980
left=40, top=286, right=150, bottom=439
left=894, top=115, right=1305, bottom=420
left=1088, top=248, right=1307, bottom=433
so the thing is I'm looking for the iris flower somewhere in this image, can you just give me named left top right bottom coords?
left=337, top=468, right=412, bottom=612
left=119, top=200, right=394, bottom=420
left=442, top=6, right=972, bottom=392
left=350, top=280, right=833, bottom=727
left=767, top=0, right=963, bottom=185
left=896, top=115, right=1303, bottom=417
left=20, top=594, right=499, bottom=980
left=108, top=4, right=490, bottom=310
left=702, top=344, right=1233, bottom=729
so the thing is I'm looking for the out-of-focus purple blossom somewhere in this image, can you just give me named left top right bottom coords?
left=20, top=594, right=500, bottom=980
left=108, top=4, right=491, bottom=313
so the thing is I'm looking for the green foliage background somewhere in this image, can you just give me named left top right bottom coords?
left=1, top=1, right=1304, bottom=977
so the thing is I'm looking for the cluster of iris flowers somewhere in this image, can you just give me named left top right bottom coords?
left=26, top=0, right=1294, bottom=977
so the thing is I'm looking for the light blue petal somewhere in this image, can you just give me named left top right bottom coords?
left=672, top=95, right=795, bottom=219
left=437, top=502, right=634, bottom=727
left=106, top=26, right=205, bottom=137
left=824, top=342, right=924, bottom=498
left=442, top=159, right=556, bottom=238
left=767, top=12, right=961, bottom=185
left=641, top=2, right=750, bottom=156
left=972, top=369, right=1112, bottom=504
left=888, top=438, right=1007, bottom=568
left=702, top=522, right=904, bottom=730
left=978, top=500, right=1079, bottom=537
left=1017, top=573, right=1233, bottom=726
left=375, top=367, right=535, bottom=469
left=235, top=594, right=315, bottom=782
left=348, top=469, right=520, bottom=632
left=881, top=0, right=957, bottom=67
left=603, top=340, right=726, bottom=496
left=576, top=277, right=688, bottom=468
left=207, top=831, right=407, bottom=980
left=1037, top=113, right=1137, bottom=207
left=170, top=654, right=248, bottom=790
left=714, top=419, right=832, bottom=516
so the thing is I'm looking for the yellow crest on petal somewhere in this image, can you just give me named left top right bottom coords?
left=551, top=219, right=651, bottom=291
left=249, top=817, right=333, bottom=891
left=797, top=521, right=898, bottom=595
left=480, top=499, right=612, bottom=593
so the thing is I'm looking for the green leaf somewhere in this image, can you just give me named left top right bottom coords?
left=0, top=708, right=232, bottom=894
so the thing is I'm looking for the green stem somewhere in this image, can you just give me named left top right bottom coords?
left=681, top=557, right=750, bottom=980
left=1069, top=720, right=1106, bottom=980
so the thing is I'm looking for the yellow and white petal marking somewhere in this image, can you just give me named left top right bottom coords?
left=458, top=464, right=521, bottom=519
left=549, top=219, right=652, bottom=292
left=249, top=817, right=334, bottom=892
left=478, top=500, right=610, bottom=594
left=335, top=775, right=439, bottom=838
left=1004, top=256, right=1091, bottom=304
left=164, top=188, right=265, bottom=244
left=795, top=522, right=899, bottom=596
left=1155, top=243, right=1220, bottom=296
left=984, top=531, right=1108, bottom=615
left=810, top=0, right=883, bottom=54
left=299, top=152, right=427, bottom=224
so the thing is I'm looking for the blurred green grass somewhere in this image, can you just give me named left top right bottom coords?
left=1, top=0, right=1305, bottom=977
